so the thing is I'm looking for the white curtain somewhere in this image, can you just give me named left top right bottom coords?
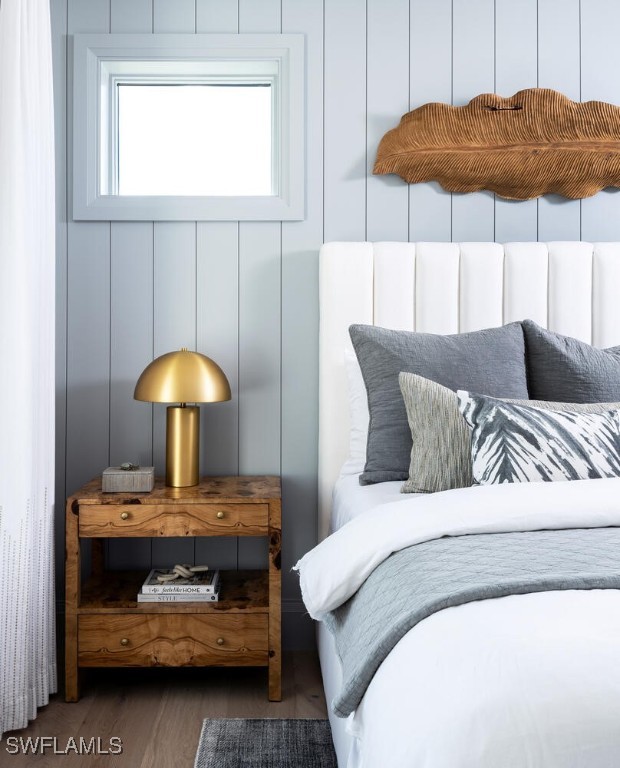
left=0, top=0, right=56, bottom=736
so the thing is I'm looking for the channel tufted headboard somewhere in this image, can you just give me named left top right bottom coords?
left=318, top=241, right=620, bottom=540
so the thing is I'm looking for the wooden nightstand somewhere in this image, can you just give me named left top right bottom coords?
left=65, top=476, right=281, bottom=702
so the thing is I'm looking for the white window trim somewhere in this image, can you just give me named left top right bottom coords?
left=72, top=33, right=305, bottom=221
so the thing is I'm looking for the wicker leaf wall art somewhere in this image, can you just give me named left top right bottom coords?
left=373, top=88, right=620, bottom=200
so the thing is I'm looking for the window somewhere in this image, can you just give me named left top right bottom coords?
left=73, top=34, right=304, bottom=220
left=116, top=83, right=273, bottom=196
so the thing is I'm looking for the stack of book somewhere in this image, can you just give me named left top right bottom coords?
left=137, top=568, right=220, bottom=603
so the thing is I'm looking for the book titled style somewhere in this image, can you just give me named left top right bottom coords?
left=137, top=591, right=219, bottom=603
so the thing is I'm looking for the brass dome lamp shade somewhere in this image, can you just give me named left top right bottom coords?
left=134, top=349, right=231, bottom=487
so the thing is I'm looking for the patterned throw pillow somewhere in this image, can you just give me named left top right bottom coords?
left=457, top=391, right=620, bottom=484
left=399, top=372, right=620, bottom=493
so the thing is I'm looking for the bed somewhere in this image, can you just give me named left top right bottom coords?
left=302, top=241, right=620, bottom=768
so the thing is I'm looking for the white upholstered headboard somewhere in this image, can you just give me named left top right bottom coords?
left=318, top=241, right=620, bottom=539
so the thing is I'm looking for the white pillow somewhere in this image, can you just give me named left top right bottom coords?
left=340, top=349, right=369, bottom=475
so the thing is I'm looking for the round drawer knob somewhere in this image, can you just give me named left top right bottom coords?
left=120, top=638, right=129, bottom=647
left=216, top=637, right=224, bottom=646
left=216, top=511, right=225, bottom=520
left=120, top=512, right=129, bottom=520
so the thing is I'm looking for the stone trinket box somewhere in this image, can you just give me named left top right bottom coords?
left=102, top=465, right=155, bottom=493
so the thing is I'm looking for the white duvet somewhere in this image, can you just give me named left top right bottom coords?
left=296, top=479, right=620, bottom=768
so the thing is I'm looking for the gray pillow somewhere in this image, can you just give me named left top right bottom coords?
left=523, top=319, right=620, bottom=402
left=458, top=391, right=620, bottom=484
left=349, top=322, right=528, bottom=485
left=399, top=372, right=620, bottom=493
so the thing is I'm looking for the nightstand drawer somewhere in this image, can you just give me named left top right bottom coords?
left=78, top=614, right=268, bottom=667
left=78, top=503, right=269, bottom=537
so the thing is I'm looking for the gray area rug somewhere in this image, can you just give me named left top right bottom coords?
left=194, top=718, right=337, bottom=768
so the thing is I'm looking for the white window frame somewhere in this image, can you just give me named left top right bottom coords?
left=73, top=34, right=305, bottom=221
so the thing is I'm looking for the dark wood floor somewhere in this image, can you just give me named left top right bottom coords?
left=0, top=653, right=327, bottom=768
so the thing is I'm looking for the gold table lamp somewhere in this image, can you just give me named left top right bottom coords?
left=134, top=349, right=231, bottom=487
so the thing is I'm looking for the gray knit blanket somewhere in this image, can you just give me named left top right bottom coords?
left=324, top=527, right=620, bottom=717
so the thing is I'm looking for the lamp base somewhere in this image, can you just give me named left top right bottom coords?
left=166, top=405, right=199, bottom=487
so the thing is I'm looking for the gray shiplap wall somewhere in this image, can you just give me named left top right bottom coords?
left=52, top=0, right=620, bottom=649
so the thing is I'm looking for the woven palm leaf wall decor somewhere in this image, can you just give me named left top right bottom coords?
left=373, top=88, right=620, bottom=200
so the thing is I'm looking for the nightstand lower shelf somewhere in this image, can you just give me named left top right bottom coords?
left=80, top=569, right=268, bottom=613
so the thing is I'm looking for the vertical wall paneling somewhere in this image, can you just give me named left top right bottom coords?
left=537, top=0, right=581, bottom=240
left=237, top=0, right=281, bottom=569
left=65, top=225, right=111, bottom=493
left=281, top=0, right=323, bottom=626
left=195, top=225, right=239, bottom=574
left=366, top=0, right=409, bottom=241
left=108, top=224, right=153, bottom=570
left=195, top=224, right=239, bottom=569
left=153, top=0, right=195, bottom=32
left=538, top=0, right=581, bottom=99
left=580, top=0, right=620, bottom=241
left=451, top=0, right=495, bottom=241
left=196, top=0, right=238, bottom=32
left=409, top=0, right=452, bottom=241
left=494, top=0, right=538, bottom=242
left=323, top=0, right=367, bottom=241
left=236, top=248, right=275, bottom=566
left=451, top=0, right=495, bottom=102
left=580, top=0, right=620, bottom=104
left=51, top=0, right=68, bottom=593
left=68, top=0, right=110, bottom=33
left=239, top=0, right=280, bottom=32
left=111, top=0, right=152, bottom=32
left=494, top=0, right=538, bottom=98
left=150, top=219, right=196, bottom=511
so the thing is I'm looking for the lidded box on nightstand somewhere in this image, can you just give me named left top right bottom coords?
left=102, top=466, right=155, bottom=493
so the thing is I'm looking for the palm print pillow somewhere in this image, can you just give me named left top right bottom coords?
left=457, top=391, right=620, bottom=484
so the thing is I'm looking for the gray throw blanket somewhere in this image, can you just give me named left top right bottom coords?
left=324, top=527, right=620, bottom=717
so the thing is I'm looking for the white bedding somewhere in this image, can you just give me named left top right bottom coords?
left=302, top=478, right=620, bottom=768
left=331, top=473, right=406, bottom=529
left=353, top=589, right=620, bottom=768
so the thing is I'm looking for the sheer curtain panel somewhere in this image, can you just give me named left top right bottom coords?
left=0, top=0, right=57, bottom=736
